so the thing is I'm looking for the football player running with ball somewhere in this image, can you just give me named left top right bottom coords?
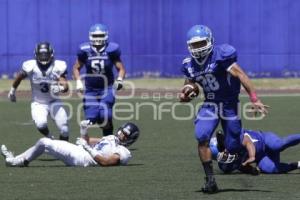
left=73, top=23, right=126, bottom=136
left=8, top=42, right=69, bottom=141
left=1, top=122, right=139, bottom=167
left=179, top=25, right=269, bottom=193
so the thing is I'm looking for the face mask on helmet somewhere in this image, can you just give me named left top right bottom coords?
left=89, top=24, right=108, bottom=51
left=187, top=25, right=214, bottom=63
left=187, top=37, right=213, bottom=59
left=116, top=123, right=140, bottom=147
left=217, top=151, right=238, bottom=164
left=35, top=42, right=54, bottom=68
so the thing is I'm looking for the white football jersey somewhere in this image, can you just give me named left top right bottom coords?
left=22, top=59, right=67, bottom=104
left=92, top=135, right=132, bottom=165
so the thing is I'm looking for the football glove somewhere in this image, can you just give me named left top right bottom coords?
left=8, top=87, right=16, bottom=102
left=76, top=79, right=84, bottom=92
left=114, top=77, right=123, bottom=90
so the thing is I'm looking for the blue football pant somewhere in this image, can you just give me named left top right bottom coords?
left=258, top=132, right=300, bottom=173
left=194, top=102, right=242, bottom=153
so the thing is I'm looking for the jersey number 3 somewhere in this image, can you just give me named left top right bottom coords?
left=40, top=82, right=49, bottom=93
left=91, top=60, right=105, bottom=74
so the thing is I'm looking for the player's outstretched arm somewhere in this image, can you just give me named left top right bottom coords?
left=8, top=72, right=26, bottom=102
left=228, top=63, right=269, bottom=115
left=114, top=60, right=126, bottom=80
left=93, top=153, right=121, bottom=166
left=114, top=60, right=126, bottom=90
left=242, top=134, right=256, bottom=166
left=72, top=59, right=84, bottom=92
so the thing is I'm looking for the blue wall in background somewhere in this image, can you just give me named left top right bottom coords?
left=1, top=0, right=300, bottom=78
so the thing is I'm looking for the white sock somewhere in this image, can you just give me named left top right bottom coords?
left=298, top=161, right=300, bottom=168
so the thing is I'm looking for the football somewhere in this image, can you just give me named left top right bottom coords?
left=180, top=82, right=200, bottom=102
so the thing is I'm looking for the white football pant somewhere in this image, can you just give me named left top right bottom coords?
left=12, top=138, right=96, bottom=167
left=31, top=101, right=69, bottom=137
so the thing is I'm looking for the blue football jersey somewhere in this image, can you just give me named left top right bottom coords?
left=240, top=129, right=265, bottom=161
left=181, top=44, right=241, bottom=102
left=77, top=42, right=121, bottom=89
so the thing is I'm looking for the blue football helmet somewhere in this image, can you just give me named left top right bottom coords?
left=116, top=122, right=140, bottom=147
left=89, top=24, right=108, bottom=47
left=187, top=25, right=214, bottom=60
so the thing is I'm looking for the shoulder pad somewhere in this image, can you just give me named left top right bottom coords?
left=54, top=60, right=67, bottom=71
left=106, top=42, right=120, bottom=53
left=79, top=42, right=91, bottom=51
left=182, top=57, right=192, bottom=65
left=22, top=60, right=36, bottom=73
left=218, top=44, right=236, bottom=58
left=53, top=60, right=67, bottom=75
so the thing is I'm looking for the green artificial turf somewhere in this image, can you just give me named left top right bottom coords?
left=0, top=96, right=300, bottom=200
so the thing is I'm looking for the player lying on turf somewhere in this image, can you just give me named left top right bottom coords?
left=210, top=130, right=300, bottom=174
left=1, top=123, right=139, bottom=167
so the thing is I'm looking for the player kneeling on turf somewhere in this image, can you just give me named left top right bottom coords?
left=1, top=122, right=139, bottom=167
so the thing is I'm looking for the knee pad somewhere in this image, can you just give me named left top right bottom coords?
left=37, top=138, right=51, bottom=148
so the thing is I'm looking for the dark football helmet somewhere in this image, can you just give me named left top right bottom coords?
left=34, top=42, right=54, bottom=68
left=116, top=122, right=140, bottom=146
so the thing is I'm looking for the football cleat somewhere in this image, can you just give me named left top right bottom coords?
left=201, top=176, right=218, bottom=194
left=1, top=145, right=14, bottom=159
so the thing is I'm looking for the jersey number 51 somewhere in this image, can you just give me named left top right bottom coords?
left=91, top=60, right=105, bottom=74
